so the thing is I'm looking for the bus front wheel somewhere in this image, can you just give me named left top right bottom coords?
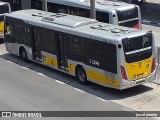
left=20, top=47, right=28, bottom=62
left=76, top=67, right=88, bottom=85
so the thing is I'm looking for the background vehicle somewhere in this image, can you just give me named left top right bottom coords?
left=0, top=1, right=11, bottom=43
left=4, top=9, right=156, bottom=90
left=127, top=0, right=146, bottom=4
left=0, top=0, right=142, bottom=29
left=0, top=0, right=21, bottom=11
left=31, top=0, right=142, bottom=29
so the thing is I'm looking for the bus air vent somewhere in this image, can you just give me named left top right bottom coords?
left=90, top=24, right=105, bottom=29
left=41, top=17, right=54, bottom=23
left=32, top=13, right=43, bottom=17
left=111, top=29, right=122, bottom=33
left=97, top=1, right=112, bottom=6
left=113, top=3, right=121, bottom=6
left=32, top=12, right=48, bottom=17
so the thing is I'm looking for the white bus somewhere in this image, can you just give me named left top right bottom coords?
left=123, top=0, right=146, bottom=4
left=4, top=9, right=156, bottom=90
left=31, top=0, right=142, bottom=29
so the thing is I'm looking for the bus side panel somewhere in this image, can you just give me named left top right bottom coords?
left=41, top=51, right=58, bottom=69
left=67, top=59, right=119, bottom=89
left=66, top=36, right=119, bottom=89
left=0, top=15, right=4, bottom=34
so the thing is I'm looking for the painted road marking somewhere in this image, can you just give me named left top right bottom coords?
left=6, top=60, right=15, bottom=64
left=21, top=66, right=30, bottom=70
left=74, top=88, right=85, bottom=93
left=55, top=80, right=65, bottom=85
left=97, top=97, right=109, bottom=103
left=37, top=72, right=46, bottom=77
left=122, top=107, right=134, bottom=112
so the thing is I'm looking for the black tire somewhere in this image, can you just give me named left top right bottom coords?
left=76, top=67, right=88, bottom=85
left=20, top=48, right=28, bottom=62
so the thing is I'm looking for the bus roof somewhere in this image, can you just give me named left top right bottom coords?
left=0, top=1, right=10, bottom=6
left=6, top=9, right=149, bottom=43
left=45, top=0, right=137, bottom=12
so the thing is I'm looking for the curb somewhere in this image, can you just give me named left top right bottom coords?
left=153, top=80, right=160, bottom=85
left=142, top=20, right=160, bottom=25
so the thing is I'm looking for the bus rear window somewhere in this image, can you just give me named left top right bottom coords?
left=122, top=35, right=152, bottom=63
left=0, top=5, right=9, bottom=14
left=116, top=6, right=138, bottom=21
left=123, top=36, right=152, bottom=52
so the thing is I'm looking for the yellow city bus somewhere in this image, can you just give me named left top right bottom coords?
left=4, top=10, right=156, bottom=90
left=0, top=2, right=11, bottom=41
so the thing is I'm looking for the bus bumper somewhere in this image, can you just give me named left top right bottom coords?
left=120, top=70, right=156, bottom=90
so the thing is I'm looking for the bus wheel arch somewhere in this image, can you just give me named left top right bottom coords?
left=19, top=46, right=28, bottom=62
left=75, top=65, right=89, bottom=85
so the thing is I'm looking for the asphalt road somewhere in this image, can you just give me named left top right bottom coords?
left=0, top=44, right=156, bottom=120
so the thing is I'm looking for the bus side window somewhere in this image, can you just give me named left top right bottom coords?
left=104, top=43, right=117, bottom=73
left=41, top=28, right=55, bottom=54
left=68, top=36, right=85, bottom=58
left=15, top=23, right=26, bottom=44
left=69, top=7, right=76, bottom=15
left=48, top=2, right=56, bottom=13
left=77, top=8, right=89, bottom=17
left=105, top=43, right=117, bottom=62
left=56, top=4, right=67, bottom=14
left=96, top=11, right=109, bottom=23
left=32, top=0, right=42, bottom=10
left=5, top=23, right=13, bottom=36
left=69, top=7, right=89, bottom=17
left=86, top=39, right=104, bottom=60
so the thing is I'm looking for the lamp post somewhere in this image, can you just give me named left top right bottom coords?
left=42, top=0, right=48, bottom=11
left=90, top=0, right=96, bottom=19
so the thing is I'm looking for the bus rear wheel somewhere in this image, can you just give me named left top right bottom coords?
left=76, top=67, right=88, bottom=85
left=20, top=48, right=28, bottom=62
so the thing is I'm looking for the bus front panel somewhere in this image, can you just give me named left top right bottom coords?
left=117, top=6, right=141, bottom=29
left=121, top=34, right=155, bottom=81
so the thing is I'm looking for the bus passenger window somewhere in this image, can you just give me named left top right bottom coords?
left=5, top=24, right=13, bottom=36
left=96, top=11, right=109, bottom=23
left=41, top=29, right=55, bottom=54
left=68, top=36, right=85, bottom=57
left=105, top=43, right=117, bottom=62
left=57, top=4, right=67, bottom=14
left=86, top=40, right=104, bottom=60
left=78, top=8, right=89, bottom=17
left=48, top=3, right=56, bottom=13
left=58, top=8, right=67, bottom=14
left=69, top=7, right=89, bottom=17
left=69, top=7, right=76, bottom=15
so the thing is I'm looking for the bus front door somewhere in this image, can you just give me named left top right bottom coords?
left=32, top=28, right=42, bottom=61
left=56, top=34, right=68, bottom=70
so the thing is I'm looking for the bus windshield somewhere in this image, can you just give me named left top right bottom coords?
left=116, top=6, right=139, bottom=28
left=122, top=34, right=152, bottom=63
left=0, top=4, right=9, bottom=14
